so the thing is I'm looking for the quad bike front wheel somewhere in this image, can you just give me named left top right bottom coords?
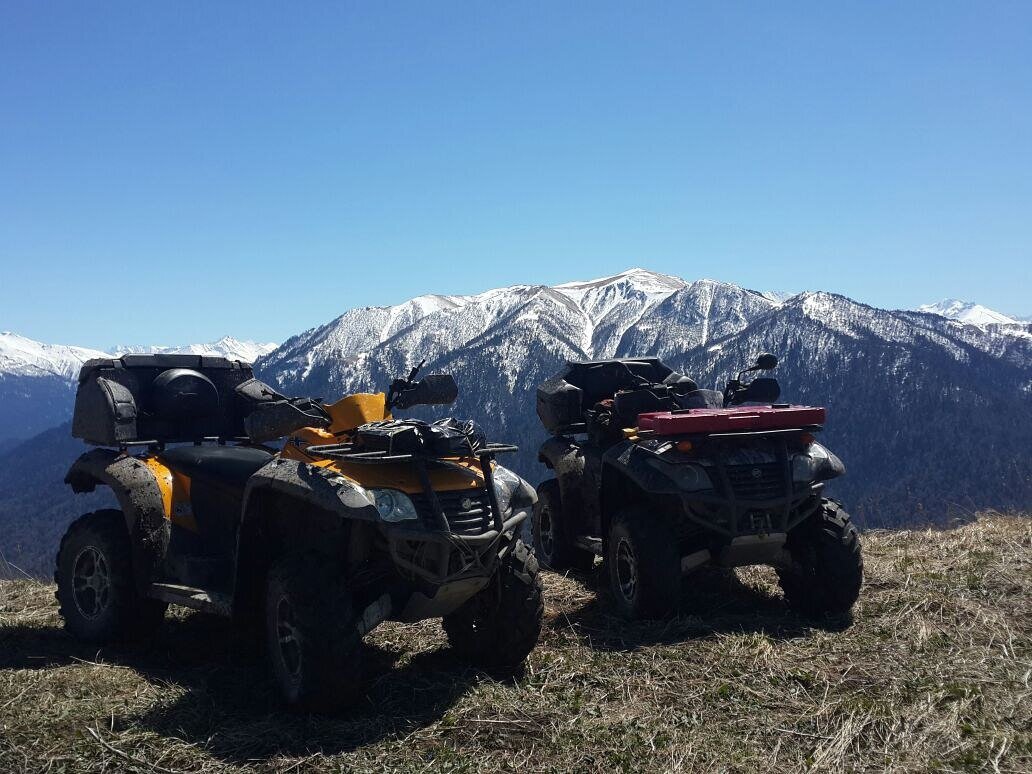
left=607, top=506, right=681, bottom=620
left=778, top=499, right=863, bottom=618
left=55, top=510, right=167, bottom=642
left=265, top=552, right=364, bottom=713
left=532, top=479, right=595, bottom=573
left=443, top=539, right=544, bottom=675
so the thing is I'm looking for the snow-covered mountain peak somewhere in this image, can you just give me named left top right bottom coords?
left=917, top=299, right=1018, bottom=327
left=407, top=293, right=469, bottom=314
left=554, top=267, right=684, bottom=301
left=111, top=337, right=278, bottom=363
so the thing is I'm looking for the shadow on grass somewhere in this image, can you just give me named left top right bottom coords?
left=553, top=565, right=853, bottom=651
left=0, top=611, right=483, bottom=762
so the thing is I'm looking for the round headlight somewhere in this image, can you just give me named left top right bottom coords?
left=369, top=488, right=419, bottom=522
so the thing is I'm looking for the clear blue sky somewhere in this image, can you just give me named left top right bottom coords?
left=2, top=2, right=1030, bottom=348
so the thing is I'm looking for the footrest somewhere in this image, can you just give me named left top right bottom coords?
left=148, top=582, right=233, bottom=616
left=574, top=535, right=603, bottom=556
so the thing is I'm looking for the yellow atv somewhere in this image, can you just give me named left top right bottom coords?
left=57, top=355, right=542, bottom=711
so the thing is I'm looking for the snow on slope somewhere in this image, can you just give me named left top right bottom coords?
left=0, top=332, right=108, bottom=381
left=918, top=299, right=1019, bottom=327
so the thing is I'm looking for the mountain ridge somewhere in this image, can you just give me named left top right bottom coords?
left=2, top=269, right=1029, bottom=549
left=249, top=270, right=1031, bottom=526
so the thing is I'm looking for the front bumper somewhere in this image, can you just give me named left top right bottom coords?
left=383, top=506, right=530, bottom=586
left=678, top=483, right=824, bottom=539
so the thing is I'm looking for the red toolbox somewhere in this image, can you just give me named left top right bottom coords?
left=637, top=405, right=826, bottom=435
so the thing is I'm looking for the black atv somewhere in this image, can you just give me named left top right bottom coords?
left=57, top=354, right=542, bottom=711
left=533, top=355, right=863, bottom=620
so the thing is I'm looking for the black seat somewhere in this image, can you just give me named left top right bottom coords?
left=569, top=361, right=658, bottom=408
left=159, top=445, right=273, bottom=488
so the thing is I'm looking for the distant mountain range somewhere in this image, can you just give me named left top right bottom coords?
left=110, top=337, right=278, bottom=363
left=0, top=334, right=277, bottom=444
left=917, top=299, right=1023, bottom=327
left=255, top=270, right=1032, bottom=528
left=1, top=270, right=1030, bottom=576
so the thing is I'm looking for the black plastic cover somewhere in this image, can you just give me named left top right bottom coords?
left=392, top=374, right=459, bottom=409
left=243, top=397, right=330, bottom=443
left=537, top=358, right=694, bottom=433
left=678, top=389, right=725, bottom=409
left=72, top=355, right=256, bottom=446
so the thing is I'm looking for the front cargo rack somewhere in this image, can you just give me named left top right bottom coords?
left=303, top=441, right=518, bottom=464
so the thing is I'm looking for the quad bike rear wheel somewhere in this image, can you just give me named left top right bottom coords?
left=607, top=506, right=681, bottom=620
left=55, top=509, right=167, bottom=642
left=778, top=499, right=863, bottom=618
left=533, top=479, right=595, bottom=573
left=443, top=539, right=544, bottom=675
left=265, top=552, right=363, bottom=713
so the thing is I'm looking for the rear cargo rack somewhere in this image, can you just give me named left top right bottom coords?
left=114, top=436, right=255, bottom=452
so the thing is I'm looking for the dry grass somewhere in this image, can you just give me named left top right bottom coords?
left=1, top=514, right=1030, bottom=772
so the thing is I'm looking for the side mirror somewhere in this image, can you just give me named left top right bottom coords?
left=392, top=374, right=458, bottom=409
left=755, top=353, right=778, bottom=370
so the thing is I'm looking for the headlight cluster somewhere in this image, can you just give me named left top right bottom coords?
left=491, top=465, right=532, bottom=514
left=669, top=463, right=714, bottom=492
left=363, top=468, right=532, bottom=524
left=368, top=488, right=419, bottom=522
left=647, top=458, right=714, bottom=491
left=792, top=442, right=831, bottom=483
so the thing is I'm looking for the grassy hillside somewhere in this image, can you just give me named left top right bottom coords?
left=1, top=515, right=1029, bottom=772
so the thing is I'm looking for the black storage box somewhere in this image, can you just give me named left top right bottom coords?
left=536, top=377, right=584, bottom=433
left=72, top=355, right=258, bottom=446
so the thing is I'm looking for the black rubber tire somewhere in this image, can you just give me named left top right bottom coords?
left=778, top=499, right=864, bottom=618
left=265, top=552, right=364, bottom=713
left=532, top=479, right=595, bottom=573
left=443, top=539, right=544, bottom=675
left=606, top=506, right=681, bottom=620
left=55, top=510, right=167, bottom=642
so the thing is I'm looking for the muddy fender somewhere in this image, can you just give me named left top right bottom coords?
left=233, top=458, right=381, bottom=620
left=64, top=448, right=170, bottom=591
left=599, top=442, right=685, bottom=531
left=538, top=435, right=585, bottom=506
left=538, top=436, right=590, bottom=541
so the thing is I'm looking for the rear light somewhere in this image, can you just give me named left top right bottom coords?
left=800, top=432, right=815, bottom=446
left=676, top=441, right=693, bottom=453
